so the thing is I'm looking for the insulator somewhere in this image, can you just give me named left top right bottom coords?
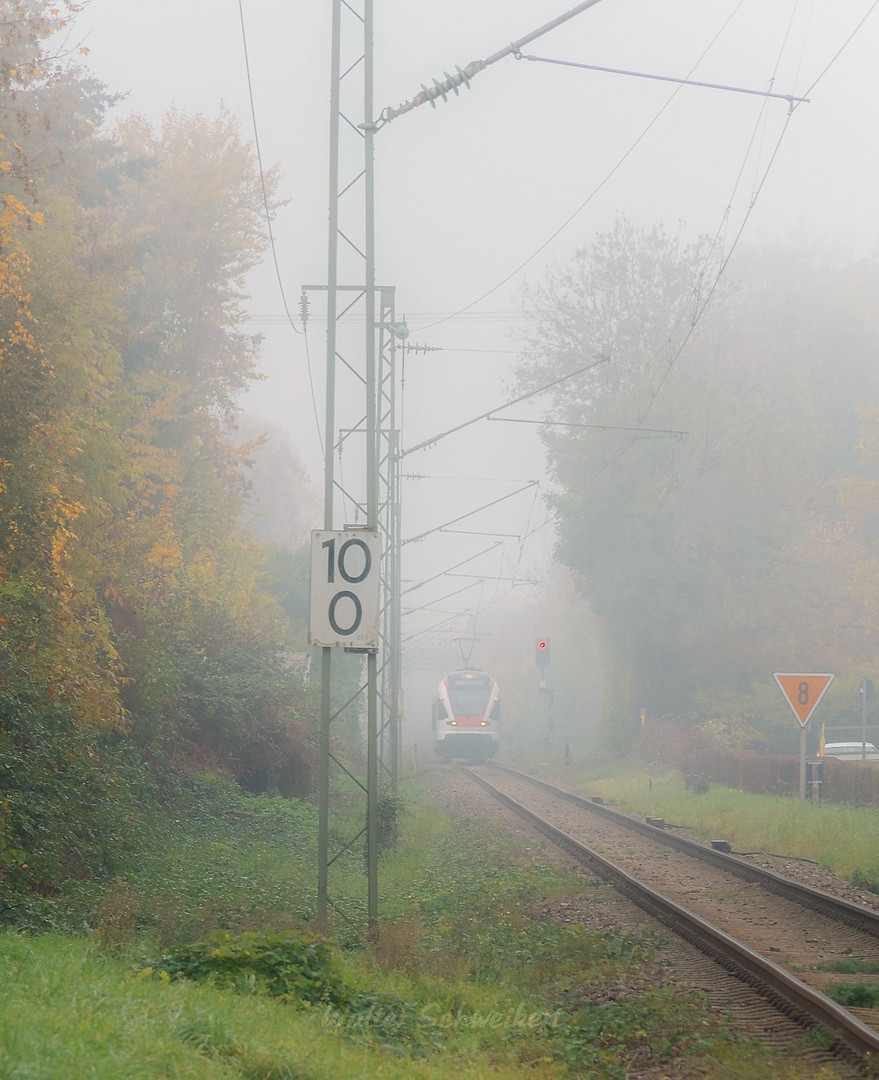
left=417, top=65, right=474, bottom=109
left=402, top=342, right=440, bottom=355
left=299, top=291, right=310, bottom=325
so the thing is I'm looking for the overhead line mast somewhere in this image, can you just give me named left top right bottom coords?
left=318, top=0, right=383, bottom=927
left=317, top=0, right=611, bottom=928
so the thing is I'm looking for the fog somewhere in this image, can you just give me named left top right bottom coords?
left=76, top=1, right=879, bottom=749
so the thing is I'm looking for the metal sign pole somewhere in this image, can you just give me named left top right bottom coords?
left=364, top=0, right=379, bottom=925
left=317, top=0, right=343, bottom=924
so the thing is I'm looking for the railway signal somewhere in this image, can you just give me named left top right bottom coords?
left=535, top=637, right=550, bottom=668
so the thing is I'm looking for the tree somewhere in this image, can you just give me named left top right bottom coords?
left=73, top=108, right=310, bottom=777
left=0, top=194, right=128, bottom=725
left=518, top=220, right=879, bottom=744
left=234, top=413, right=319, bottom=551
left=0, top=1, right=331, bottom=911
left=105, top=107, right=275, bottom=414
left=0, top=2, right=316, bottom=785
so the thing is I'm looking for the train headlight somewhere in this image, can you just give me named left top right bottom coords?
left=480, top=721, right=487, bottom=726
left=448, top=720, right=457, bottom=726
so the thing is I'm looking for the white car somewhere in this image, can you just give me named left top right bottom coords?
left=823, top=741, right=879, bottom=762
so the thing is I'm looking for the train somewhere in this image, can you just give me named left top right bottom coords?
left=431, top=668, right=500, bottom=763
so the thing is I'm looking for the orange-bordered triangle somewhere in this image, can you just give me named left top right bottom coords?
left=773, top=672, right=835, bottom=728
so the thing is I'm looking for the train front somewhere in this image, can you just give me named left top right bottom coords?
left=432, top=668, right=500, bottom=763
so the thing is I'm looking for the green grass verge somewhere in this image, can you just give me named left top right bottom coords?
left=824, top=981, right=879, bottom=1009
left=544, top=763, right=879, bottom=889
left=0, top=767, right=853, bottom=1079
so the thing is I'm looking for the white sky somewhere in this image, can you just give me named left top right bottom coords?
left=75, top=0, right=879, bottom=673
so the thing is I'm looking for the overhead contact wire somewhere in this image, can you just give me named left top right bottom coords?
left=238, top=0, right=325, bottom=455
left=414, top=0, right=748, bottom=333
left=637, top=0, right=877, bottom=427
left=636, top=0, right=801, bottom=422
left=237, top=0, right=302, bottom=337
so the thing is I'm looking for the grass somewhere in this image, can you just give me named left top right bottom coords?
left=815, top=958, right=879, bottom=975
left=0, top=765, right=857, bottom=1079
left=0, top=932, right=554, bottom=1080
left=824, top=982, right=879, bottom=1009
left=542, top=762, right=879, bottom=888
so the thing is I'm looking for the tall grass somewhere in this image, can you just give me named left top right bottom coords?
left=559, top=766, right=879, bottom=886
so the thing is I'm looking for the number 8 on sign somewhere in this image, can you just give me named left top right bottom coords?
left=773, top=672, right=835, bottom=728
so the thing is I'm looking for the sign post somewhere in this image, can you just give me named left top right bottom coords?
left=310, top=526, right=381, bottom=923
left=773, top=672, right=835, bottom=806
left=860, top=678, right=874, bottom=762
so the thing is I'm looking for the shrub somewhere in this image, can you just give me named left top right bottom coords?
left=0, top=696, right=147, bottom=924
left=377, top=790, right=405, bottom=852
left=825, top=982, right=879, bottom=1009
left=139, top=928, right=351, bottom=1006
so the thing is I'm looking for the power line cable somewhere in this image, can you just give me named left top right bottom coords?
left=562, top=0, right=871, bottom=483
left=236, top=0, right=302, bottom=337
left=237, top=1, right=329, bottom=454
left=639, top=108, right=797, bottom=424
left=302, top=325, right=325, bottom=455
left=615, top=0, right=879, bottom=437
left=633, top=7, right=800, bottom=422
left=412, top=0, right=748, bottom=333
left=518, top=54, right=808, bottom=104
left=799, top=0, right=879, bottom=98
left=621, top=0, right=876, bottom=433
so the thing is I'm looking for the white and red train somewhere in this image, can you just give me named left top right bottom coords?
left=431, top=668, right=500, bottom=763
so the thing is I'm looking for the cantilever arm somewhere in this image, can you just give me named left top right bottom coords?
left=369, top=0, right=606, bottom=128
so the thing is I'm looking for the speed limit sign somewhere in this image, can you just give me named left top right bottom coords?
left=309, top=529, right=381, bottom=649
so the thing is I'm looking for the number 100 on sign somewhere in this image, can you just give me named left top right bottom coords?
left=309, top=530, right=381, bottom=649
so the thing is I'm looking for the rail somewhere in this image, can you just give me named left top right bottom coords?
left=463, top=764, right=879, bottom=1066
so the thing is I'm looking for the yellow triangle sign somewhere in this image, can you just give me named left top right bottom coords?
left=773, top=672, right=835, bottom=728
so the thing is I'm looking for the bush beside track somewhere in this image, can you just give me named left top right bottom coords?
left=642, top=722, right=879, bottom=806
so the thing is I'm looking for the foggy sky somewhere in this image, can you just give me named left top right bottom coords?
left=75, top=0, right=879, bottom=672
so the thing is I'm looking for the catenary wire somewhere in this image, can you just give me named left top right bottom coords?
left=799, top=0, right=879, bottom=97
left=237, top=0, right=302, bottom=337
left=603, top=0, right=877, bottom=436
left=634, top=0, right=804, bottom=422
left=411, top=0, right=748, bottom=333
left=238, top=0, right=329, bottom=455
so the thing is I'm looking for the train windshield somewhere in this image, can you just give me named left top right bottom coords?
left=447, top=672, right=491, bottom=716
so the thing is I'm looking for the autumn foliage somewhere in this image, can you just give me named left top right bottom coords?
left=0, top=1, right=315, bottom=903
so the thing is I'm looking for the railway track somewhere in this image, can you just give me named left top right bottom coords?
left=462, top=763, right=879, bottom=1073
